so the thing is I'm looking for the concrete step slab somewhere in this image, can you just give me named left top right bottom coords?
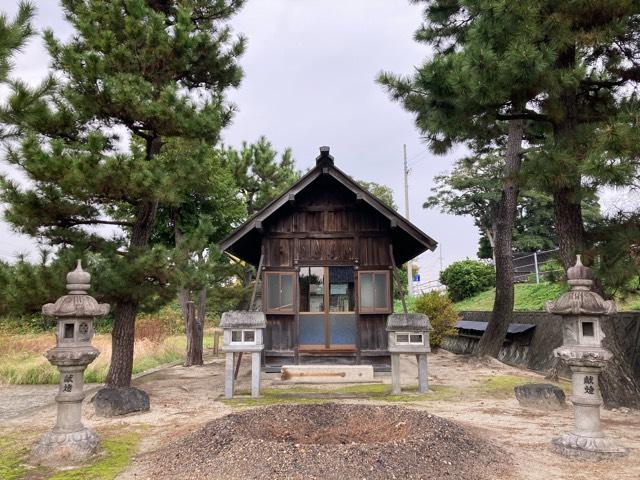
left=280, top=364, right=376, bottom=383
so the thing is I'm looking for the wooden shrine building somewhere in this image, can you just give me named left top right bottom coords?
left=219, top=147, right=437, bottom=370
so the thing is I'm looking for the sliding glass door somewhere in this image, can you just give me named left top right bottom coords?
left=298, top=266, right=356, bottom=350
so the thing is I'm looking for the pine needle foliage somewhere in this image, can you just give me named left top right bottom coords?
left=0, top=0, right=246, bottom=387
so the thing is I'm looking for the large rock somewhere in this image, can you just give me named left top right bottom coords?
left=514, top=383, right=566, bottom=410
left=93, top=387, right=150, bottom=417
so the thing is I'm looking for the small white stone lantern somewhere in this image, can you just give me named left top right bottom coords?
left=545, top=255, right=627, bottom=458
left=31, top=261, right=110, bottom=466
left=220, top=311, right=266, bottom=399
left=386, top=313, right=432, bottom=394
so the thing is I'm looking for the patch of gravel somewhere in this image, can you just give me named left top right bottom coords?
left=142, top=404, right=511, bottom=479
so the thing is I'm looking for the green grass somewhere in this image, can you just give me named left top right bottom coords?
left=0, top=430, right=140, bottom=480
left=393, top=296, right=417, bottom=313
left=48, top=432, right=140, bottom=480
left=222, top=383, right=460, bottom=407
left=454, top=282, right=570, bottom=311
left=0, top=434, right=29, bottom=480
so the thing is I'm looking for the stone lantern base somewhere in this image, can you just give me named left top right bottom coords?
left=30, top=427, right=99, bottom=466
left=551, top=432, right=628, bottom=459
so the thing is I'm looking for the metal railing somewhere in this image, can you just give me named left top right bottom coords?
left=412, top=279, right=446, bottom=295
left=512, top=248, right=561, bottom=283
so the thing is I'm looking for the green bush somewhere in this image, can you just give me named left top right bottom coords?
left=439, top=260, right=495, bottom=301
left=414, top=292, right=459, bottom=348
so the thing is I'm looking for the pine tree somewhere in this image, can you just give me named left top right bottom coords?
left=380, top=0, right=640, bottom=406
left=425, top=152, right=602, bottom=259
left=379, top=1, right=555, bottom=357
left=151, top=139, right=245, bottom=366
left=221, top=137, right=299, bottom=307
left=0, top=1, right=246, bottom=403
left=0, top=2, right=33, bottom=84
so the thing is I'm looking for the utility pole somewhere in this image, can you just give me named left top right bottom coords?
left=439, top=245, right=443, bottom=274
left=403, top=144, right=412, bottom=296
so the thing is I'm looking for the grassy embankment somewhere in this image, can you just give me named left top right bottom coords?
left=0, top=306, right=215, bottom=385
left=395, top=282, right=640, bottom=313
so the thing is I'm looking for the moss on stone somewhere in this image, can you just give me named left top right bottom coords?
left=47, top=431, right=140, bottom=480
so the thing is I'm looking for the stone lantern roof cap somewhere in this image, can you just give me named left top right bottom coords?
left=220, top=311, right=267, bottom=329
left=545, top=255, right=616, bottom=316
left=42, top=260, right=110, bottom=318
left=386, top=313, right=432, bottom=332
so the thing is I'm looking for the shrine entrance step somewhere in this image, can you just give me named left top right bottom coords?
left=279, top=365, right=376, bottom=384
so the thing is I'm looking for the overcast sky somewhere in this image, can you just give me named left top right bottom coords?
left=0, top=0, right=483, bottom=282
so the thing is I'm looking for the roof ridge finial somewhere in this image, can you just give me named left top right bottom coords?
left=316, top=145, right=334, bottom=166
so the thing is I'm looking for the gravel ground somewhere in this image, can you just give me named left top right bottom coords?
left=141, top=403, right=511, bottom=480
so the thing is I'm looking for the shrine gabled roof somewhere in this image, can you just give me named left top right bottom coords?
left=219, top=147, right=438, bottom=266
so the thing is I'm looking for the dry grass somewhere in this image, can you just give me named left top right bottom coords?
left=0, top=307, right=190, bottom=385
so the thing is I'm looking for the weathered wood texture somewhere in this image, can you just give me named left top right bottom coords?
left=262, top=176, right=392, bottom=268
left=261, top=176, right=394, bottom=368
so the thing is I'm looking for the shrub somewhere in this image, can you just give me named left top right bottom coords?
left=414, top=292, right=459, bottom=348
left=439, top=260, right=495, bottom=301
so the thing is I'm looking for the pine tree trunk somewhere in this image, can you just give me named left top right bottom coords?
left=476, top=117, right=524, bottom=357
left=105, top=138, right=161, bottom=388
left=184, top=287, right=205, bottom=366
left=178, top=287, right=190, bottom=324
left=553, top=185, right=585, bottom=270
left=106, top=300, right=138, bottom=387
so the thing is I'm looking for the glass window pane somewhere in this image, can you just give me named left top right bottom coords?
left=279, top=274, right=293, bottom=310
left=360, top=273, right=373, bottom=309
left=299, top=267, right=324, bottom=312
left=329, top=267, right=354, bottom=312
left=299, top=314, right=325, bottom=345
left=231, top=330, right=242, bottom=342
left=243, top=330, right=255, bottom=343
left=329, top=313, right=356, bottom=345
left=267, top=274, right=280, bottom=310
left=374, top=273, right=388, bottom=309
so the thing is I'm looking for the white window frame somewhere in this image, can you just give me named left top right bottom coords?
left=230, top=329, right=257, bottom=345
left=395, top=331, right=424, bottom=345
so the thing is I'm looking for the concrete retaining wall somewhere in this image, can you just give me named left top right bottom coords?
left=443, top=311, right=640, bottom=379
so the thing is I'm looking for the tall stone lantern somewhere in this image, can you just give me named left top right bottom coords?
left=31, top=261, right=110, bottom=466
left=545, top=255, right=627, bottom=458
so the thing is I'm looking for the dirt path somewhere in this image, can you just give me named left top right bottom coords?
left=2, top=351, right=638, bottom=480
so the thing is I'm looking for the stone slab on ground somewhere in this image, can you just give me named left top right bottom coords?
left=514, top=383, right=566, bottom=410
left=280, top=364, right=375, bottom=383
